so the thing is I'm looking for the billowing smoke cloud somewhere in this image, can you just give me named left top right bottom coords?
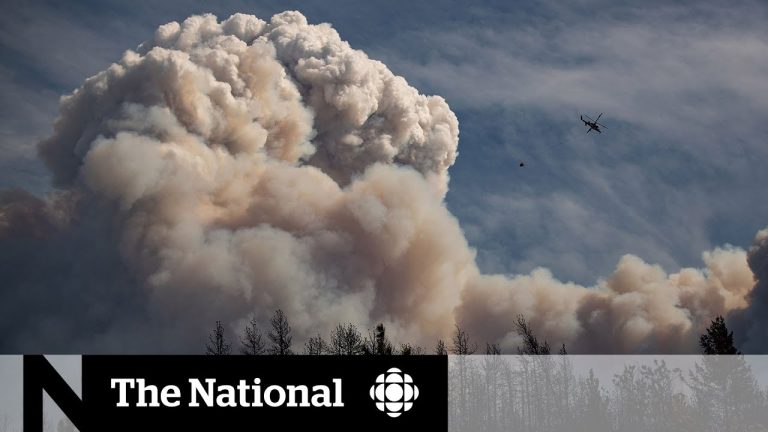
left=0, top=11, right=764, bottom=353
left=732, top=229, right=768, bottom=352
left=459, top=246, right=755, bottom=353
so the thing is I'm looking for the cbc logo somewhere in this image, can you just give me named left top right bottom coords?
left=369, top=368, right=419, bottom=418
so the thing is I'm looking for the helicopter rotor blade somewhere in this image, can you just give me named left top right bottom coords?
left=584, top=115, right=595, bottom=122
left=595, top=113, right=603, bottom=121
left=597, top=123, right=607, bottom=128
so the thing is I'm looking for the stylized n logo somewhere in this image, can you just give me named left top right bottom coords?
left=23, top=355, right=84, bottom=432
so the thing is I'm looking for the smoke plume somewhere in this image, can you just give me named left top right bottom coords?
left=731, top=229, right=768, bottom=352
left=0, top=11, right=764, bottom=353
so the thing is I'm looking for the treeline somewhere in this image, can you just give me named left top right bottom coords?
left=205, top=310, right=565, bottom=356
left=207, top=311, right=743, bottom=357
left=448, top=355, right=768, bottom=432
left=449, top=353, right=768, bottom=431
left=448, top=316, right=766, bottom=431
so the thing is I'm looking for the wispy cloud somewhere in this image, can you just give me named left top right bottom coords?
left=367, top=1, right=768, bottom=282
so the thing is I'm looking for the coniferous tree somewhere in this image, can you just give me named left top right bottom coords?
left=690, top=313, right=760, bottom=430
left=688, top=355, right=762, bottom=430
left=699, top=315, right=740, bottom=354
left=240, top=316, right=266, bottom=355
left=206, top=320, right=231, bottom=355
left=374, top=323, right=393, bottom=355
left=576, top=369, right=610, bottom=430
left=268, top=309, right=293, bottom=355
left=363, top=323, right=393, bottom=355
left=515, top=314, right=550, bottom=355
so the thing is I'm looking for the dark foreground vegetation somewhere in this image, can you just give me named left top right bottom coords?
left=206, top=310, right=741, bottom=357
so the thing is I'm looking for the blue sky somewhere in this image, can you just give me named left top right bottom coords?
left=2, top=0, right=767, bottom=286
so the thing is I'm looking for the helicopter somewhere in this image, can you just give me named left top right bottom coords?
left=581, top=113, right=607, bottom=134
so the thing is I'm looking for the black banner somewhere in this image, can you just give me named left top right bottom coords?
left=24, top=355, right=447, bottom=431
